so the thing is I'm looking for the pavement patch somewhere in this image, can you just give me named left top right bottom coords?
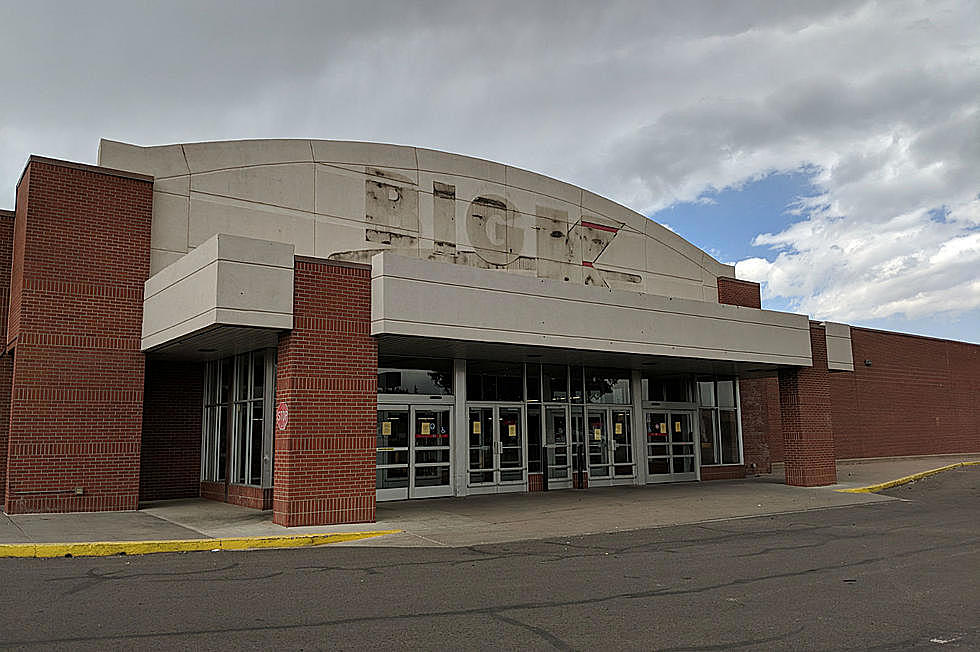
left=0, top=530, right=401, bottom=558
left=837, top=461, right=980, bottom=494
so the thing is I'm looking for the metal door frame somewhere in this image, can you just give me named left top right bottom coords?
left=644, top=409, right=700, bottom=483
left=543, top=404, right=573, bottom=490
left=465, top=402, right=528, bottom=495
left=585, top=406, right=636, bottom=487
left=377, top=403, right=455, bottom=501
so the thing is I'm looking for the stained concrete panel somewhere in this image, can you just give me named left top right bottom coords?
left=188, top=194, right=315, bottom=254
left=191, top=163, right=314, bottom=213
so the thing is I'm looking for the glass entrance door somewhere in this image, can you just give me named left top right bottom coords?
left=544, top=406, right=572, bottom=489
left=467, top=405, right=527, bottom=493
left=377, top=405, right=453, bottom=501
left=587, top=407, right=635, bottom=486
left=645, top=411, right=698, bottom=483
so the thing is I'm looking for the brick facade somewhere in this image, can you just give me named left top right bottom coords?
left=272, top=259, right=377, bottom=526
left=828, top=327, right=980, bottom=459
left=3, top=159, right=152, bottom=514
left=201, top=481, right=273, bottom=510
left=0, top=210, right=13, bottom=505
left=140, top=360, right=203, bottom=502
left=777, top=324, right=837, bottom=486
left=716, top=276, right=762, bottom=309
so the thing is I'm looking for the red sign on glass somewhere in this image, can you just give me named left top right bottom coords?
left=276, top=402, right=289, bottom=431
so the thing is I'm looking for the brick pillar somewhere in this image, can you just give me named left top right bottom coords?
left=273, top=259, right=377, bottom=526
left=778, top=324, right=837, bottom=486
left=0, top=210, right=14, bottom=506
left=4, top=158, right=152, bottom=514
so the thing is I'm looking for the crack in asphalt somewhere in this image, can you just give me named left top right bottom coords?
left=8, top=536, right=978, bottom=647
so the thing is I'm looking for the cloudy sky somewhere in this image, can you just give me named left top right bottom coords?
left=2, top=0, right=978, bottom=342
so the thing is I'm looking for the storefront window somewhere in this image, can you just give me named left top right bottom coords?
left=466, top=361, right=524, bottom=402
left=643, top=376, right=692, bottom=403
left=202, top=349, right=275, bottom=487
left=584, top=368, right=631, bottom=404
left=542, top=365, right=569, bottom=402
left=697, top=378, right=741, bottom=466
left=378, top=357, right=453, bottom=395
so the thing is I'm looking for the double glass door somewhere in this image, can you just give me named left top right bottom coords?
left=377, top=405, right=453, bottom=501
left=468, top=405, right=526, bottom=493
left=645, top=411, right=698, bottom=482
left=544, top=406, right=572, bottom=489
left=584, top=407, right=634, bottom=486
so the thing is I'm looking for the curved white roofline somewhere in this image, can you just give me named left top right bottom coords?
left=99, top=138, right=735, bottom=301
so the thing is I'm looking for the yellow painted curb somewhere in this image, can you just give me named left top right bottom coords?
left=836, top=461, right=980, bottom=494
left=0, top=530, right=401, bottom=559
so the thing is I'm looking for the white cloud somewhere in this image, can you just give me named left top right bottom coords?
left=0, top=0, right=977, bottom=335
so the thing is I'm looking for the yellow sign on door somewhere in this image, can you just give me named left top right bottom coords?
left=615, top=422, right=623, bottom=435
left=675, top=421, right=681, bottom=433
left=660, top=423, right=667, bottom=434
left=594, top=428, right=602, bottom=440
left=508, top=424, right=517, bottom=437
left=421, top=422, right=431, bottom=435
left=472, top=421, right=481, bottom=435
left=381, top=421, right=392, bottom=436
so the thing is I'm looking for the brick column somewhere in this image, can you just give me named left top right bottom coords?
left=273, top=259, right=377, bottom=526
left=778, top=324, right=837, bottom=486
left=4, top=158, right=152, bottom=514
left=0, top=210, right=14, bottom=506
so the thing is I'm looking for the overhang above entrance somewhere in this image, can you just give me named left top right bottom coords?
left=371, top=253, right=813, bottom=370
left=141, top=233, right=294, bottom=357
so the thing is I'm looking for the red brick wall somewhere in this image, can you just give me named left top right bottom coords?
left=273, top=259, right=377, bottom=526
left=140, top=360, right=203, bottom=502
left=737, top=376, right=777, bottom=474
left=777, top=324, right=836, bottom=486
left=3, top=159, right=152, bottom=514
left=700, top=465, right=745, bottom=481
left=717, top=277, right=762, bottom=308
left=829, top=327, right=980, bottom=459
left=201, top=481, right=273, bottom=510
left=528, top=472, right=544, bottom=492
left=0, top=210, right=14, bottom=505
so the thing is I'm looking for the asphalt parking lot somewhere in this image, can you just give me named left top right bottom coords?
left=0, top=467, right=977, bottom=650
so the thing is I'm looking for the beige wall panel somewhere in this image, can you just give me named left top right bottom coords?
left=142, top=234, right=294, bottom=351
left=150, top=249, right=185, bottom=275
left=182, top=139, right=312, bottom=174
left=507, top=185, right=580, bottom=228
left=98, top=139, right=189, bottom=179
left=537, top=259, right=585, bottom=284
left=314, top=164, right=368, bottom=221
left=312, top=140, right=416, bottom=170
left=505, top=165, right=582, bottom=205
left=155, top=175, right=190, bottom=196
left=313, top=214, right=370, bottom=260
left=372, top=254, right=812, bottom=367
left=151, top=191, right=190, bottom=253
left=643, top=273, right=704, bottom=301
left=581, top=190, right=649, bottom=233
left=825, top=322, right=855, bottom=371
left=594, top=229, right=645, bottom=271
left=215, top=260, right=294, bottom=314
left=191, top=163, right=314, bottom=213
left=188, top=195, right=315, bottom=254
left=416, top=147, right=506, bottom=184
left=645, top=236, right=704, bottom=282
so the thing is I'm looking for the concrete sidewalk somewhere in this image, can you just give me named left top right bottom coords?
left=2, top=453, right=978, bottom=551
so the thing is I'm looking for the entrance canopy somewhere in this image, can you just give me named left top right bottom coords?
left=371, top=252, right=812, bottom=374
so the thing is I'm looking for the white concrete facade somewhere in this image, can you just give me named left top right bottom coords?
left=371, top=252, right=813, bottom=368
left=142, top=233, right=294, bottom=352
left=99, top=138, right=732, bottom=303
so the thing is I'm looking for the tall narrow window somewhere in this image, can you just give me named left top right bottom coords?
left=696, top=378, right=742, bottom=466
left=202, top=349, right=275, bottom=486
